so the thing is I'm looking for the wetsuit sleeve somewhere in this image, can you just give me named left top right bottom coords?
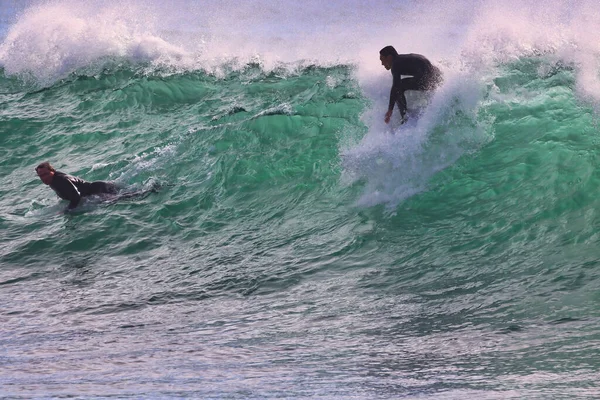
left=54, top=176, right=82, bottom=209
left=65, top=181, right=81, bottom=209
left=388, top=86, right=397, bottom=111
left=66, top=188, right=82, bottom=209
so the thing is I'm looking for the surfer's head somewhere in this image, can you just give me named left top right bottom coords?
left=35, top=161, right=55, bottom=185
left=379, top=46, right=398, bottom=70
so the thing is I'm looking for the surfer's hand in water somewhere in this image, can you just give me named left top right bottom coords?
left=384, top=110, right=393, bottom=124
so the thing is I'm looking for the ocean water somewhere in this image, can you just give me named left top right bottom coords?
left=2, top=0, right=600, bottom=398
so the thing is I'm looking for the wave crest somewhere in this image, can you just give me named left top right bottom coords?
left=0, top=1, right=188, bottom=84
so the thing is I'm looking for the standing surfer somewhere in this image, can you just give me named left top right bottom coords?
left=379, top=45, right=443, bottom=124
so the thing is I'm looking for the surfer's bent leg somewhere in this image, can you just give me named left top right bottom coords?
left=396, top=72, right=443, bottom=122
left=396, top=77, right=423, bottom=122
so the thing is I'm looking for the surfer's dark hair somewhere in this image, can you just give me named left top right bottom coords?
left=379, top=46, right=398, bottom=57
left=36, top=161, right=55, bottom=172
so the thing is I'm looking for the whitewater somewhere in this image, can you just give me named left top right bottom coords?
left=1, top=0, right=600, bottom=398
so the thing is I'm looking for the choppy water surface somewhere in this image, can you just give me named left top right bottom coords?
left=2, top=0, right=600, bottom=398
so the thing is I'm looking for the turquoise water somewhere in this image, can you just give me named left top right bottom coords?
left=2, top=1, right=600, bottom=398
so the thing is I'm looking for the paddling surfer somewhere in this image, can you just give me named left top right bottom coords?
left=35, top=161, right=118, bottom=210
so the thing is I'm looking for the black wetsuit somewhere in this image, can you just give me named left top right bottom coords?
left=49, top=171, right=117, bottom=209
left=388, top=53, right=443, bottom=120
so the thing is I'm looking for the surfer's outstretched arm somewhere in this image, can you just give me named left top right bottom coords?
left=385, top=87, right=395, bottom=123
left=386, top=80, right=407, bottom=124
left=383, top=49, right=407, bottom=124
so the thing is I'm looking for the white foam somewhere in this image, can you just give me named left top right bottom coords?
left=0, top=0, right=189, bottom=84
left=1, top=1, right=599, bottom=80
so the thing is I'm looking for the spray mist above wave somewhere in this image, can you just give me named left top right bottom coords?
left=1, top=0, right=599, bottom=82
left=0, top=1, right=191, bottom=84
left=0, top=0, right=467, bottom=84
left=455, top=1, right=600, bottom=105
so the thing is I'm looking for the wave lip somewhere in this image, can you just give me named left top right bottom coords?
left=0, top=2, right=189, bottom=84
